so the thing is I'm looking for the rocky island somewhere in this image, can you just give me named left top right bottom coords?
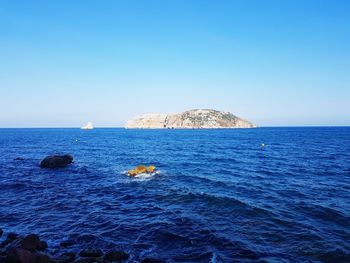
left=125, top=109, right=255, bottom=129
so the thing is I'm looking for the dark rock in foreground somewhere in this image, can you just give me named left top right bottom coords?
left=2, top=233, right=51, bottom=263
left=0, top=229, right=138, bottom=263
left=74, top=258, right=101, bottom=263
left=39, top=154, right=73, bottom=168
left=17, top=234, right=41, bottom=252
left=6, top=247, right=37, bottom=263
left=37, top=241, right=48, bottom=251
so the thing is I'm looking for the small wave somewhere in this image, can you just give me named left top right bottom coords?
left=296, top=203, right=350, bottom=228
left=0, top=182, right=29, bottom=191
left=133, top=172, right=159, bottom=180
left=122, top=170, right=161, bottom=180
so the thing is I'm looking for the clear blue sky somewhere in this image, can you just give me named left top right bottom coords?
left=0, top=0, right=349, bottom=127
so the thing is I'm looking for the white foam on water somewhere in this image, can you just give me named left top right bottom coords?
left=123, top=170, right=161, bottom=181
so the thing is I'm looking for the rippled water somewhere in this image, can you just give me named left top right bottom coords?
left=0, top=128, right=349, bottom=262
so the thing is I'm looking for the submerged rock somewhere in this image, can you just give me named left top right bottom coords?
left=59, top=240, right=76, bottom=248
left=140, top=257, right=165, bottom=263
left=6, top=233, right=19, bottom=241
left=104, top=250, right=129, bottom=261
left=79, top=248, right=103, bottom=258
left=1, top=232, right=19, bottom=247
left=39, top=154, right=73, bottom=168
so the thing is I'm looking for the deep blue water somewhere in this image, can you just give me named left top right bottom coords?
left=0, top=127, right=349, bottom=262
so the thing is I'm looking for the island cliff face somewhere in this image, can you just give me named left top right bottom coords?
left=125, top=109, right=255, bottom=129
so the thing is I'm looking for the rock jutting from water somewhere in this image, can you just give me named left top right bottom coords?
left=125, top=109, right=255, bottom=129
left=128, top=165, right=156, bottom=176
left=39, top=154, right=73, bottom=168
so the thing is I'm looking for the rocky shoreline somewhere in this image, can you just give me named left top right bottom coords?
left=0, top=229, right=163, bottom=263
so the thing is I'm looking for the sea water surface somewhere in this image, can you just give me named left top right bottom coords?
left=0, top=128, right=349, bottom=262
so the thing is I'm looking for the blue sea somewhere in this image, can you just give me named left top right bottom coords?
left=0, top=127, right=349, bottom=262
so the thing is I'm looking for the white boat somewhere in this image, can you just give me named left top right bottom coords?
left=81, top=122, right=94, bottom=130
